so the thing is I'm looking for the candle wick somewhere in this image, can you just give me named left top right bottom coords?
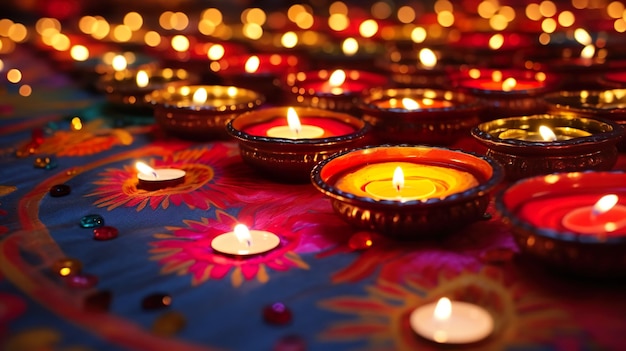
left=152, top=171, right=158, bottom=179
left=246, top=239, right=252, bottom=248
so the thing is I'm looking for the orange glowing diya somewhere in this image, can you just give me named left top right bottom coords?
left=311, top=145, right=503, bottom=238
left=359, top=88, right=482, bottom=145
left=148, top=85, right=265, bottom=140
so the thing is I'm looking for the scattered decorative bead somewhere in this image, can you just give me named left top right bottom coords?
left=31, top=128, right=45, bottom=145
left=34, top=156, right=57, bottom=170
left=273, top=334, right=307, bottom=351
left=152, top=311, right=186, bottom=336
left=482, top=212, right=493, bottom=221
left=64, top=273, right=98, bottom=289
left=80, top=214, right=104, bottom=228
left=142, top=293, right=173, bottom=310
left=84, top=290, right=112, bottom=312
left=52, top=258, right=82, bottom=277
left=93, top=226, right=118, bottom=241
left=15, top=141, right=39, bottom=158
left=49, top=184, right=71, bottom=197
left=479, top=248, right=516, bottom=265
left=263, top=302, right=293, bottom=325
left=348, top=231, right=376, bottom=251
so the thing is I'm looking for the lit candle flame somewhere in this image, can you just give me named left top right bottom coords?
left=539, top=125, right=558, bottom=141
left=574, top=28, right=592, bottom=46
left=581, top=44, right=595, bottom=59
left=392, top=166, right=405, bottom=192
left=592, top=194, right=619, bottom=217
left=329, top=69, right=346, bottom=87
left=418, top=48, right=437, bottom=68
left=192, top=87, right=208, bottom=104
left=135, top=161, right=157, bottom=178
left=111, top=54, right=127, bottom=71
left=433, top=297, right=452, bottom=321
left=245, top=55, right=260, bottom=73
left=233, top=224, right=252, bottom=247
left=402, top=98, right=420, bottom=110
left=489, top=33, right=504, bottom=50
left=501, top=77, right=517, bottom=92
left=136, top=70, right=149, bottom=88
left=287, top=107, right=302, bottom=135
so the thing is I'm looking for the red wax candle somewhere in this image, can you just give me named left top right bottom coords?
left=372, top=98, right=453, bottom=109
left=288, top=69, right=387, bottom=96
left=243, top=116, right=355, bottom=138
left=516, top=193, right=626, bottom=236
left=467, top=79, right=544, bottom=91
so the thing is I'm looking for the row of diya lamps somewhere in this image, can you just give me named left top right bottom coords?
left=58, top=47, right=626, bottom=344
left=111, top=59, right=626, bottom=278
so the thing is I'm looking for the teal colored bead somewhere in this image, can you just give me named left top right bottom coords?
left=80, top=214, right=104, bottom=228
left=34, top=156, right=57, bottom=170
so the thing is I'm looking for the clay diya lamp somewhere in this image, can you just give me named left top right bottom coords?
left=471, top=114, right=624, bottom=180
left=148, top=85, right=265, bottom=140
left=283, top=69, right=388, bottom=113
left=214, top=53, right=307, bottom=104
left=453, top=68, right=557, bottom=120
left=96, top=68, right=196, bottom=112
left=496, top=171, right=626, bottom=277
left=359, top=88, right=482, bottom=145
left=227, top=106, right=371, bottom=182
left=311, top=145, right=504, bottom=239
left=543, top=89, right=626, bottom=150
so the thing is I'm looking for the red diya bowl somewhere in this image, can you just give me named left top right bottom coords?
left=283, top=69, right=389, bottom=113
left=495, top=171, right=626, bottom=276
left=227, top=106, right=371, bottom=182
left=599, top=71, right=626, bottom=89
left=311, top=145, right=504, bottom=239
left=377, top=46, right=452, bottom=88
left=471, top=114, right=624, bottom=181
left=148, top=85, right=265, bottom=140
left=452, top=68, right=558, bottom=120
left=359, top=88, right=482, bottom=145
left=96, top=68, right=197, bottom=112
left=543, top=89, right=626, bottom=150
left=213, top=53, right=308, bottom=104
left=447, top=31, right=534, bottom=67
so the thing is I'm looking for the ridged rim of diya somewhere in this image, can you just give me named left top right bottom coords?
left=311, top=144, right=504, bottom=208
left=96, top=68, right=196, bottom=95
left=471, top=114, right=624, bottom=153
left=599, top=72, right=626, bottom=89
left=73, top=52, right=158, bottom=75
left=453, top=68, right=557, bottom=97
left=226, top=106, right=371, bottom=147
left=284, top=69, right=389, bottom=97
left=495, top=171, right=626, bottom=245
left=311, top=145, right=504, bottom=237
left=147, top=85, right=265, bottom=112
left=543, top=89, right=626, bottom=118
left=495, top=171, right=626, bottom=276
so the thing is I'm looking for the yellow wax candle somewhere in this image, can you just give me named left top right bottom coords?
left=334, top=162, right=479, bottom=202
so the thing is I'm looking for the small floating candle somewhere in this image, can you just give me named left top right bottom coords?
left=410, top=297, right=494, bottom=344
left=211, top=224, right=280, bottom=256
left=135, top=161, right=186, bottom=191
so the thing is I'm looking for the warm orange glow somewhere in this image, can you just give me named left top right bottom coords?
left=359, top=19, right=378, bottom=38
left=342, top=38, right=359, bottom=56
left=489, top=33, right=504, bottom=50
left=434, top=297, right=452, bottom=321
left=71, top=117, right=83, bottom=131
left=136, top=70, right=149, bottom=88
left=281, top=31, right=298, bottom=48
left=207, top=44, right=225, bottom=60
left=171, top=35, right=190, bottom=52
left=233, top=224, right=252, bottom=247
left=287, top=107, right=302, bottom=134
left=392, top=166, right=404, bottom=192
left=581, top=44, right=595, bottom=59
left=111, top=55, right=127, bottom=71
left=7, top=68, right=21, bottom=83
left=501, top=77, right=517, bottom=91
left=593, top=194, right=619, bottom=216
left=402, top=98, right=420, bottom=109
left=70, top=45, right=89, bottom=61
left=329, top=69, right=347, bottom=87
left=418, top=48, right=437, bottom=68
left=245, top=55, right=260, bottom=73
left=539, top=125, right=558, bottom=141
left=192, top=88, right=208, bottom=104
